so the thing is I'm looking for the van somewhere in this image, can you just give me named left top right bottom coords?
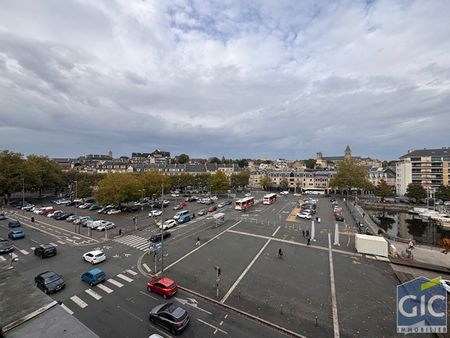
left=177, top=214, right=191, bottom=224
left=81, top=268, right=106, bottom=286
left=174, top=210, right=189, bottom=221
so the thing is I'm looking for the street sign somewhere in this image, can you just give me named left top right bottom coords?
left=149, top=243, right=162, bottom=252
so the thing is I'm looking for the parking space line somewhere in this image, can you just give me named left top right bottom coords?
left=30, top=247, right=35, bottom=251
left=60, top=303, right=74, bottom=315
left=126, top=269, right=138, bottom=276
left=0, top=256, right=6, bottom=261
left=117, top=273, right=133, bottom=282
left=49, top=242, right=58, bottom=246
left=271, top=226, right=281, bottom=236
left=197, top=318, right=228, bottom=334
left=57, top=240, right=65, bottom=244
left=142, top=263, right=151, bottom=272
left=328, top=233, right=340, bottom=338
left=85, top=289, right=102, bottom=300
left=72, top=236, right=81, bottom=240
left=107, top=278, right=124, bottom=288
left=11, top=253, right=18, bottom=259
left=19, top=249, right=29, bottom=255
left=96, top=283, right=114, bottom=294
left=70, top=295, right=88, bottom=308
left=221, top=238, right=271, bottom=303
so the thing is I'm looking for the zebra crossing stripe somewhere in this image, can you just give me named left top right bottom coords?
left=117, top=273, right=133, bottom=282
left=70, top=296, right=88, bottom=309
left=60, top=303, right=74, bottom=315
left=0, top=256, right=6, bottom=261
left=57, top=240, right=65, bottom=244
left=126, top=269, right=138, bottom=276
left=11, top=253, right=18, bottom=259
left=96, top=283, right=114, bottom=294
left=30, top=247, right=35, bottom=251
left=107, top=278, right=124, bottom=288
left=85, top=289, right=102, bottom=300
left=135, top=243, right=150, bottom=250
left=19, top=249, right=29, bottom=255
left=49, top=242, right=58, bottom=246
left=142, top=263, right=151, bottom=272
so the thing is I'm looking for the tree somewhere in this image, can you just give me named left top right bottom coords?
left=208, top=157, right=221, bottom=164
left=435, top=185, right=450, bottom=201
left=280, top=178, right=289, bottom=190
left=25, top=155, right=62, bottom=196
left=405, top=183, right=426, bottom=202
left=230, top=172, right=250, bottom=189
left=76, top=180, right=93, bottom=198
left=260, top=176, right=272, bottom=191
left=329, top=158, right=371, bottom=192
left=139, top=170, right=171, bottom=198
left=208, top=171, right=229, bottom=193
left=437, top=238, right=450, bottom=254
left=0, top=151, right=25, bottom=203
left=304, top=159, right=316, bottom=170
left=95, top=173, right=140, bottom=205
left=177, top=154, right=189, bottom=164
left=193, top=173, right=210, bottom=190
left=236, top=159, right=249, bottom=168
left=374, top=180, right=394, bottom=201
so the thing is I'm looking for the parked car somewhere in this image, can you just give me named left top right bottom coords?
left=21, top=204, right=35, bottom=211
left=107, top=209, right=121, bottom=215
left=297, top=211, right=311, bottom=220
left=147, top=277, right=178, bottom=298
left=177, top=214, right=191, bottom=224
left=97, top=205, right=114, bottom=214
left=81, top=268, right=106, bottom=286
left=89, top=204, right=102, bottom=211
left=54, top=212, right=74, bottom=220
left=0, top=213, right=6, bottom=220
left=34, top=244, right=57, bottom=259
left=78, top=203, right=93, bottom=209
left=8, top=230, right=25, bottom=239
left=8, top=220, right=21, bottom=228
left=66, top=215, right=78, bottom=222
left=0, top=238, right=14, bottom=254
left=47, top=210, right=64, bottom=218
left=217, top=202, right=225, bottom=208
left=34, top=271, right=65, bottom=294
left=173, top=204, right=183, bottom=210
left=160, top=219, right=177, bottom=230
left=150, top=232, right=171, bottom=243
left=208, top=205, right=218, bottom=212
left=149, top=303, right=190, bottom=334
left=150, top=210, right=163, bottom=217
left=96, top=222, right=115, bottom=231
left=174, top=210, right=189, bottom=221
left=83, top=250, right=106, bottom=264
left=204, top=199, right=214, bottom=205
left=197, top=209, right=208, bottom=216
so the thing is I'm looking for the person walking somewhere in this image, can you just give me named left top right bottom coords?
left=302, top=230, right=305, bottom=238
left=196, top=236, right=200, bottom=246
left=305, top=230, right=309, bottom=238
left=307, top=238, right=311, bottom=246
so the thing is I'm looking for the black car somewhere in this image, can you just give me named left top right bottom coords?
left=149, top=303, right=190, bottom=334
left=89, top=204, right=102, bottom=211
left=34, top=244, right=57, bottom=258
left=150, top=232, right=171, bottom=243
left=34, top=271, right=65, bottom=294
left=8, top=220, right=21, bottom=228
left=54, top=212, right=74, bottom=220
left=335, top=215, right=344, bottom=221
left=0, top=238, right=14, bottom=254
left=0, top=212, right=6, bottom=220
left=121, top=205, right=139, bottom=212
left=66, top=201, right=76, bottom=206
left=224, top=200, right=233, bottom=205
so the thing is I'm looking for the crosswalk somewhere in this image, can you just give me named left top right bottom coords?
left=61, top=269, right=137, bottom=314
left=0, top=242, right=63, bottom=261
left=113, top=235, right=149, bottom=251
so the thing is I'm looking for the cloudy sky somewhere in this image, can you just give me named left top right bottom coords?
left=1, top=0, right=449, bottom=161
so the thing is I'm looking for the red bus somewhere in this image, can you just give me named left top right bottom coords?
left=235, top=196, right=255, bottom=211
left=263, top=193, right=277, bottom=205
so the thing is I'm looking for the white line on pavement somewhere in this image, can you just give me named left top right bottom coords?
left=107, top=278, right=124, bottom=288
left=96, top=283, right=114, bottom=294
left=57, top=240, right=65, bottom=244
left=70, top=295, right=88, bottom=308
left=60, top=303, right=74, bottom=315
left=117, top=274, right=133, bottom=282
left=328, top=233, right=340, bottom=338
left=221, top=238, right=271, bottom=303
left=0, top=256, right=6, bottom=261
left=49, top=242, right=58, bottom=246
left=197, top=318, right=228, bottom=334
left=271, top=226, right=281, bottom=237
left=11, top=253, right=18, bottom=259
left=30, top=247, right=35, bottom=251
left=126, top=269, right=138, bottom=276
left=142, top=263, right=151, bottom=272
left=85, top=289, right=102, bottom=300
left=72, top=236, right=81, bottom=240
left=19, top=249, right=29, bottom=255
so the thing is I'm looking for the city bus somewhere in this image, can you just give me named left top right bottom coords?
left=263, top=193, right=277, bottom=205
left=302, top=188, right=326, bottom=195
left=235, top=196, right=255, bottom=211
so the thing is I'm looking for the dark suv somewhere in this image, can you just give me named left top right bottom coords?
left=34, top=244, right=57, bottom=258
left=34, top=271, right=65, bottom=294
left=150, top=232, right=171, bottom=243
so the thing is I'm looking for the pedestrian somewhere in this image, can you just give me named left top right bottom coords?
left=119, top=229, right=123, bottom=236
left=316, top=216, right=319, bottom=222
left=305, top=230, right=309, bottom=238
left=302, top=230, right=305, bottom=238
left=362, top=212, right=365, bottom=218
left=192, top=213, right=195, bottom=219
left=132, top=216, right=136, bottom=225
left=196, top=236, right=200, bottom=246
left=307, top=238, right=311, bottom=246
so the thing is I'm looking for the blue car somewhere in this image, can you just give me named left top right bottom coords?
left=8, top=220, right=21, bottom=228
left=8, top=230, right=25, bottom=239
left=81, top=268, right=106, bottom=286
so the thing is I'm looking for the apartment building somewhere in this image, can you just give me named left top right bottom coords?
left=249, top=170, right=336, bottom=191
left=368, top=167, right=396, bottom=189
left=396, top=148, right=450, bottom=196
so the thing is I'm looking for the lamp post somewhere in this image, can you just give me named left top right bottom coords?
left=160, top=184, right=165, bottom=273
left=137, top=189, right=145, bottom=229
left=74, top=180, right=78, bottom=209
left=22, top=178, right=25, bottom=216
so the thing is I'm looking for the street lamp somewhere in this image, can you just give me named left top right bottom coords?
left=160, top=184, right=165, bottom=273
left=137, top=189, right=145, bottom=229
left=22, top=178, right=25, bottom=216
left=74, top=180, right=78, bottom=208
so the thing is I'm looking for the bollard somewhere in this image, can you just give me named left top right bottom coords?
left=280, top=304, right=283, bottom=314
left=315, top=315, right=318, bottom=327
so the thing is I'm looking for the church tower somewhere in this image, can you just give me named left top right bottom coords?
left=344, top=145, right=352, bottom=159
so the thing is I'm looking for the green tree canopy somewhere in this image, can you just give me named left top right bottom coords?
left=95, top=173, right=141, bottom=205
left=280, top=178, right=289, bottom=189
left=139, top=170, right=171, bottom=198
left=177, top=154, right=190, bottom=164
left=260, top=176, right=272, bottom=190
left=435, top=185, right=450, bottom=201
left=25, top=155, right=62, bottom=195
left=0, top=151, right=25, bottom=201
left=230, top=171, right=250, bottom=189
left=374, top=180, right=394, bottom=201
left=329, top=159, right=371, bottom=191
left=405, top=183, right=427, bottom=201
left=208, top=171, right=229, bottom=193
left=304, top=159, right=316, bottom=169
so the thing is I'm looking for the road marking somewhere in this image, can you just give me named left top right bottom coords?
left=11, top=253, right=18, bottom=259
left=107, top=278, right=124, bottom=288
left=70, top=295, right=88, bottom=308
left=19, top=249, right=29, bottom=255
left=85, top=289, right=102, bottom=300
left=160, top=220, right=242, bottom=274
left=49, top=242, right=58, bottom=246
left=0, top=256, right=6, bottom=261
left=139, top=290, right=157, bottom=300
left=271, top=226, right=281, bottom=237
left=57, top=240, right=65, bottom=244
left=72, top=236, right=81, bottom=240
left=328, top=233, right=340, bottom=338
left=142, top=263, right=151, bottom=272
left=117, top=274, right=133, bottom=282
left=221, top=238, right=271, bottom=303
left=197, top=318, right=228, bottom=334
left=126, top=269, right=138, bottom=276
left=96, top=283, right=114, bottom=294
left=117, top=304, right=143, bottom=322
left=30, top=247, right=35, bottom=251
left=60, top=303, right=74, bottom=315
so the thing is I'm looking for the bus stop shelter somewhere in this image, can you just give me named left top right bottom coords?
left=213, top=212, right=225, bottom=226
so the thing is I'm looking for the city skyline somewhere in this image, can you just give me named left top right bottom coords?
left=1, top=1, right=449, bottom=160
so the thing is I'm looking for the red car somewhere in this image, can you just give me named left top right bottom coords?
left=208, top=205, right=218, bottom=212
left=147, top=276, right=178, bottom=298
left=179, top=202, right=188, bottom=207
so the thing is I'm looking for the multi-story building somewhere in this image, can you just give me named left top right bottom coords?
left=396, top=148, right=450, bottom=196
left=369, top=167, right=396, bottom=191
left=316, top=146, right=382, bottom=169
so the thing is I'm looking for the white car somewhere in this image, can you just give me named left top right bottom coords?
left=83, top=250, right=106, bottom=264
left=88, top=220, right=105, bottom=229
left=160, top=219, right=177, bottom=230
left=210, top=196, right=218, bottom=201
left=149, top=210, right=162, bottom=217
left=441, top=279, right=450, bottom=294
left=96, top=222, right=115, bottom=231
left=78, top=203, right=93, bottom=209
left=244, top=193, right=252, bottom=197
left=171, top=193, right=179, bottom=197
left=107, top=209, right=121, bottom=215
left=47, top=210, right=63, bottom=218
left=297, top=212, right=312, bottom=220
left=280, top=191, right=289, bottom=195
